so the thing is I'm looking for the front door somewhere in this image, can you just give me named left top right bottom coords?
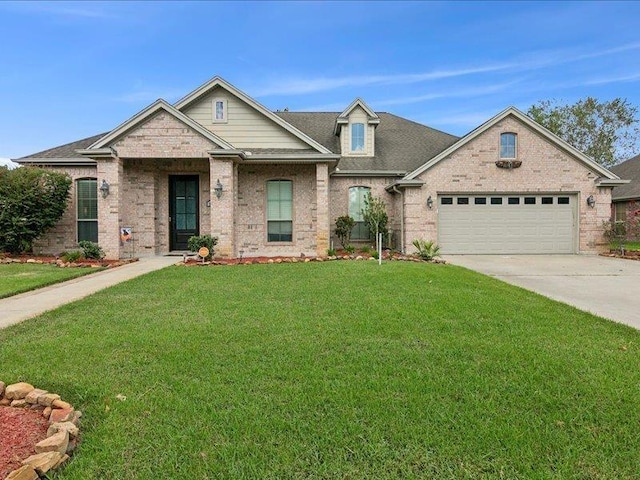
left=169, top=175, right=199, bottom=250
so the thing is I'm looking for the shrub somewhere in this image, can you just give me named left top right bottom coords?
left=344, top=245, right=355, bottom=254
left=78, top=241, right=105, bottom=260
left=335, top=215, right=355, bottom=249
left=61, top=250, right=83, bottom=263
left=412, top=239, right=441, bottom=261
left=188, top=235, right=218, bottom=260
left=362, top=193, right=389, bottom=246
left=359, top=246, right=372, bottom=254
left=327, top=248, right=337, bottom=256
left=0, top=166, right=71, bottom=254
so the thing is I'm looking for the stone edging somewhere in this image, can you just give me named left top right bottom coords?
left=180, top=254, right=447, bottom=266
left=0, top=256, right=138, bottom=269
left=0, top=381, right=81, bottom=480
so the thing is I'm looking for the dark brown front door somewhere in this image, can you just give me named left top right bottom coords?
left=169, top=175, right=199, bottom=250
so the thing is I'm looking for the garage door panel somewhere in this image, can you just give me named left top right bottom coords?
left=438, top=194, right=576, bottom=254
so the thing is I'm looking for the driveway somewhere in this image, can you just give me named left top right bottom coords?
left=443, top=255, right=640, bottom=330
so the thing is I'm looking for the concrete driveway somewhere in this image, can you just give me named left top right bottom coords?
left=443, top=255, right=640, bottom=330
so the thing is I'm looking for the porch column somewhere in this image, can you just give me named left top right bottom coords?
left=209, top=157, right=235, bottom=258
left=97, top=157, right=123, bottom=260
left=316, top=163, right=330, bottom=256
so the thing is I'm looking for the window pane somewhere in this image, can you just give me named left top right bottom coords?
left=215, top=101, right=224, bottom=119
left=474, top=197, right=487, bottom=205
left=78, top=221, right=98, bottom=243
left=558, top=197, right=570, bottom=204
left=500, top=133, right=516, bottom=158
left=508, top=197, right=520, bottom=205
left=457, top=197, right=469, bottom=205
left=491, top=197, right=503, bottom=205
left=351, top=123, right=365, bottom=151
left=352, top=221, right=370, bottom=241
left=524, top=197, right=536, bottom=204
left=542, top=197, right=553, bottom=204
left=267, top=181, right=293, bottom=241
left=268, top=221, right=292, bottom=242
left=77, top=179, right=98, bottom=242
left=349, top=186, right=370, bottom=222
left=441, top=197, right=453, bottom=205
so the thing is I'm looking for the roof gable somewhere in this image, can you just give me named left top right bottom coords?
left=610, top=154, right=640, bottom=200
left=405, top=107, right=622, bottom=181
left=174, top=76, right=332, bottom=154
left=334, top=98, right=380, bottom=135
left=86, top=99, right=233, bottom=151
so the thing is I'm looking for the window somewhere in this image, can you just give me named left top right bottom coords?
left=441, top=197, right=453, bottom=205
left=457, top=197, right=469, bottom=205
left=541, top=197, right=553, bottom=204
left=615, top=202, right=627, bottom=222
left=213, top=98, right=227, bottom=123
left=349, top=186, right=370, bottom=240
left=500, top=132, right=517, bottom=159
left=475, top=197, right=487, bottom=205
left=558, top=197, right=570, bottom=204
left=77, top=179, right=98, bottom=243
left=524, top=197, right=536, bottom=205
left=267, top=180, right=292, bottom=242
left=491, top=197, right=503, bottom=205
left=508, top=197, right=520, bottom=205
left=351, top=123, right=365, bottom=152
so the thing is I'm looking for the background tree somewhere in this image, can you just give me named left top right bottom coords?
left=0, top=166, right=71, bottom=254
left=527, top=97, right=639, bottom=167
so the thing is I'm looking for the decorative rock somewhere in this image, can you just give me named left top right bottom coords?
left=49, top=407, right=75, bottom=423
left=53, top=454, right=70, bottom=469
left=0, top=380, right=5, bottom=396
left=43, top=406, right=52, bottom=418
left=0, top=397, right=11, bottom=406
left=47, top=421, right=79, bottom=439
left=5, top=382, right=35, bottom=400
left=21, top=451, right=64, bottom=475
left=26, top=259, right=36, bottom=263
left=38, top=393, right=61, bottom=406
left=52, top=399, right=72, bottom=409
left=25, top=388, right=48, bottom=404
left=5, top=464, right=38, bottom=480
left=35, top=430, right=69, bottom=455
left=66, top=438, right=78, bottom=454
left=11, top=399, right=28, bottom=408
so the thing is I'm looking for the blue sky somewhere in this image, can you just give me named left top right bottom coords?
left=1, top=0, right=640, bottom=162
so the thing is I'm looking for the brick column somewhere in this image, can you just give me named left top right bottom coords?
left=315, top=163, right=330, bottom=255
left=97, top=157, right=123, bottom=260
left=403, top=187, right=434, bottom=254
left=209, top=157, right=235, bottom=258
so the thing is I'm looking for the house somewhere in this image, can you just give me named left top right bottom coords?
left=14, top=76, right=628, bottom=259
left=610, top=154, right=640, bottom=229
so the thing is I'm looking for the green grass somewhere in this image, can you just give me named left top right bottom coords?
left=2, top=262, right=639, bottom=479
left=0, top=263, right=103, bottom=299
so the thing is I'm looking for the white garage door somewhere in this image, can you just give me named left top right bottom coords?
left=438, top=194, right=576, bottom=254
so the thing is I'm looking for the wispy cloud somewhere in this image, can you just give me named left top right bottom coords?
left=583, top=72, right=640, bottom=86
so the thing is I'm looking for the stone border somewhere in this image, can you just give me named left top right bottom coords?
left=0, top=256, right=138, bottom=269
left=0, top=381, right=81, bottom=480
left=180, top=253, right=447, bottom=266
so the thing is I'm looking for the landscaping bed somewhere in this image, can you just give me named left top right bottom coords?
left=0, top=254, right=136, bottom=268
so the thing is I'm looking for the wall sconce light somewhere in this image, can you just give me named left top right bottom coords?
left=99, top=180, right=110, bottom=198
left=214, top=179, right=223, bottom=199
left=426, top=195, right=434, bottom=209
left=586, top=195, right=596, bottom=208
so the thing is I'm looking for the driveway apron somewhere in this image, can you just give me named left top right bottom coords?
left=443, top=254, right=640, bottom=330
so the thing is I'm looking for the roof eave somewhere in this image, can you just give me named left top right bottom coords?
left=596, top=178, right=631, bottom=187
left=385, top=180, right=425, bottom=192
left=14, top=158, right=97, bottom=166
left=332, top=169, right=406, bottom=177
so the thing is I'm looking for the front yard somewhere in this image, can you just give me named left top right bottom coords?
left=2, top=261, right=639, bottom=478
left=0, top=263, right=102, bottom=299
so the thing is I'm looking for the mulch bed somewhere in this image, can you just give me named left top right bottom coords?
left=0, top=407, right=49, bottom=478
left=601, top=250, right=640, bottom=261
left=0, top=254, right=137, bottom=268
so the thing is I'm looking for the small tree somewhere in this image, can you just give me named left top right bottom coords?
left=334, top=215, right=355, bottom=249
left=361, top=193, right=389, bottom=249
left=188, top=235, right=218, bottom=260
left=0, top=166, right=71, bottom=254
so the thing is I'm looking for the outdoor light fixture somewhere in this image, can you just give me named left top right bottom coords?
left=426, top=195, right=434, bottom=209
left=586, top=195, right=596, bottom=208
left=99, top=180, right=110, bottom=198
left=214, top=179, right=223, bottom=199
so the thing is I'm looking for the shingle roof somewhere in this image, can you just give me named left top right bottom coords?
left=276, top=111, right=458, bottom=173
left=16, top=133, right=108, bottom=160
left=610, top=154, right=640, bottom=201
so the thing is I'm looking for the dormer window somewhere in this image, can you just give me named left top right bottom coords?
left=213, top=98, right=227, bottom=123
left=500, top=132, right=517, bottom=159
left=351, top=123, right=365, bottom=152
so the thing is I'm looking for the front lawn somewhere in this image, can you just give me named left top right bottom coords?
left=0, top=263, right=102, bottom=299
left=2, top=262, right=639, bottom=478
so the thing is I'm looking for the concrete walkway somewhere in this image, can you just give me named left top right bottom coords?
left=444, top=254, right=640, bottom=330
left=0, top=256, right=178, bottom=330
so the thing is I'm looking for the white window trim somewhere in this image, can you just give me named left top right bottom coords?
left=500, top=132, right=517, bottom=159
left=350, top=122, right=366, bottom=154
left=212, top=98, right=228, bottom=123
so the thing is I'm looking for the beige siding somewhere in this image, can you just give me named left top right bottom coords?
left=183, top=88, right=310, bottom=149
left=340, top=106, right=375, bottom=157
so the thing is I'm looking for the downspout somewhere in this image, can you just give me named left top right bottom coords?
left=391, top=185, right=404, bottom=254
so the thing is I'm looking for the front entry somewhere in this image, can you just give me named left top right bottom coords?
left=169, top=175, right=199, bottom=250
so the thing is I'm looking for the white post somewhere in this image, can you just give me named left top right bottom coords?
left=378, top=232, right=382, bottom=265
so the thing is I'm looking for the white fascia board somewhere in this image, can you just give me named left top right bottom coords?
left=75, top=148, right=115, bottom=158
left=596, top=178, right=631, bottom=186
left=338, top=98, right=379, bottom=119
left=331, top=169, right=405, bottom=177
left=405, top=107, right=621, bottom=181
left=15, top=158, right=97, bottom=166
left=174, top=76, right=332, bottom=154
left=87, top=99, right=234, bottom=151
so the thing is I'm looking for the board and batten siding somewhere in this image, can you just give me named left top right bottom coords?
left=183, top=88, right=310, bottom=149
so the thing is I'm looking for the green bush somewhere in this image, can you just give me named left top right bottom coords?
left=187, top=235, right=218, bottom=260
left=412, top=239, right=441, bottom=261
left=335, top=215, right=355, bottom=249
left=61, top=250, right=83, bottom=263
left=78, top=241, right=105, bottom=260
left=327, top=248, right=337, bottom=256
left=344, top=245, right=355, bottom=254
left=0, top=166, right=71, bottom=254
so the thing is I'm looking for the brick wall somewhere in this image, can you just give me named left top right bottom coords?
left=409, top=115, right=612, bottom=253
